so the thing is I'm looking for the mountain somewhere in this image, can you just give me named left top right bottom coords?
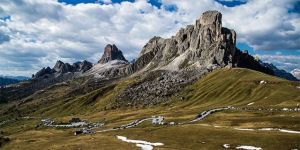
left=259, top=61, right=298, bottom=81
left=0, top=75, right=30, bottom=87
left=98, top=44, right=128, bottom=64
left=84, top=44, right=129, bottom=78
left=33, top=60, right=93, bottom=79
left=0, top=77, right=19, bottom=87
left=0, top=76, right=30, bottom=81
left=132, top=11, right=272, bottom=74
left=291, top=69, right=300, bottom=80
left=89, top=11, right=273, bottom=81
left=0, top=11, right=292, bottom=104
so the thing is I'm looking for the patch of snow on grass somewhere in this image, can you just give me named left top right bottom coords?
left=199, top=124, right=210, bottom=126
left=234, top=128, right=255, bottom=131
left=116, top=136, right=163, bottom=150
left=258, top=128, right=275, bottom=131
left=247, top=102, right=254, bottom=106
left=236, top=145, right=262, bottom=150
left=136, top=144, right=153, bottom=150
left=223, top=144, right=230, bottom=148
left=279, top=129, right=300, bottom=134
left=259, top=80, right=267, bottom=84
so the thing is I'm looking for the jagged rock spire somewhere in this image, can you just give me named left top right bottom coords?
left=98, top=44, right=128, bottom=64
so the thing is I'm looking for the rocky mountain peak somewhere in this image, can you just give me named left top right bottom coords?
left=79, top=60, right=93, bottom=72
left=98, top=44, right=128, bottom=64
left=119, top=10, right=272, bottom=77
left=199, top=10, right=222, bottom=26
left=197, top=10, right=222, bottom=45
left=53, top=60, right=65, bottom=72
left=33, top=60, right=92, bottom=79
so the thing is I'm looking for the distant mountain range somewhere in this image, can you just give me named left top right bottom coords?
left=291, top=69, right=300, bottom=80
left=0, top=76, right=30, bottom=86
left=259, top=61, right=298, bottom=81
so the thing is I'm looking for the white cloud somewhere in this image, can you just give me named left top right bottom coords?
left=0, top=0, right=299, bottom=76
left=255, top=54, right=300, bottom=72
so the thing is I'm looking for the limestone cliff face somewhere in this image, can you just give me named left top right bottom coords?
left=115, top=11, right=274, bottom=106
left=135, top=11, right=236, bottom=72
left=98, top=44, right=128, bottom=64
left=131, top=10, right=272, bottom=74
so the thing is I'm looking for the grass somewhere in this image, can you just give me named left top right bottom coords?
left=168, top=68, right=300, bottom=109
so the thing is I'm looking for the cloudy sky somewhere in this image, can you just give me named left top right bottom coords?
left=0, top=0, right=299, bottom=76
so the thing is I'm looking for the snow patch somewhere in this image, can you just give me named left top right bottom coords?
left=223, top=144, right=230, bottom=148
left=84, top=60, right=128, bottom=78
left=234, top=128, right=255, bottom=131
left=116, top=136, right=163, bottom=150
left=136, top=144, right=153, bottom=150
left=256, top=128, right=300, bottom=134
left=279, top=129, right=300, bottom=134
left=247, top=102, right=254, bottom=106
left=259, top=80, right=267, bottom=84
left=258, top=128, right=275, bottom=131
left=236, top=145, right=262, bottom=150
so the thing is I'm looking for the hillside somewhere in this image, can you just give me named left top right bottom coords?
left=172, top=68, right=300, bottom=108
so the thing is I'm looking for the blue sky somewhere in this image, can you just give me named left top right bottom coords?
left=0, top=0, right=299, bottom=76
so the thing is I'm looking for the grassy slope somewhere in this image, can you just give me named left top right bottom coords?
left=1, top=68, right=300, bottom=149
left=170, top=68, right=300, bottom=109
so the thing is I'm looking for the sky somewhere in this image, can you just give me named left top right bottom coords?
left=0, top=0, right=299, bottom=77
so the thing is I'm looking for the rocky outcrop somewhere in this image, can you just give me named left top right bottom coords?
left=124, top=11, right=237, bottom=74
left=33, top=60, right=92, bottom=79
left=98, top=44, right=128, bottom=64
left=115, top=11, right=275, bottom=106
left=122, top=11, right=271, bottom=75
left=33, top=67, right=55, bottom=79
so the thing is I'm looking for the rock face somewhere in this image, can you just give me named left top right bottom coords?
left=98, top=44, right=128, bottom=64
left=122, top=11, right=272, bottom=75
left=33, top=60, right=93, bottom=79
left=115, top=11, right=275, bottom=107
